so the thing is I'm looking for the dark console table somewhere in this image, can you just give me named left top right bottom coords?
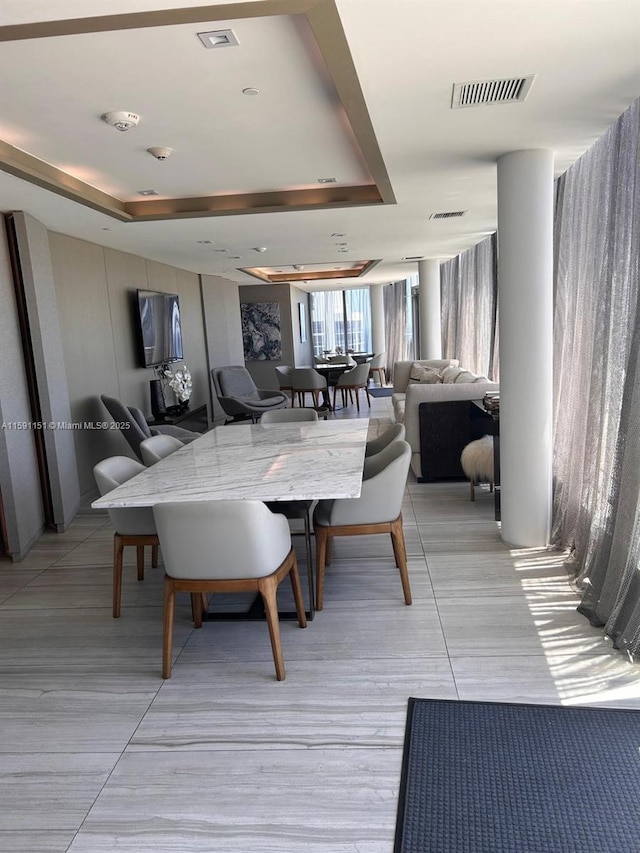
left=471, top=399, right=500, bottom=520
left=417, top=400, right=493, bottom=482
left=147, top=403, right=209, bottom=433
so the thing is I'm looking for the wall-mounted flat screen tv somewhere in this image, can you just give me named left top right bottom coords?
left=136, top=289, right=184, bottom=367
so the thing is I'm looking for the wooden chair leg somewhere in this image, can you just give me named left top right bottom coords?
left=162, top=578, right=175, bottom=679
left=470, top=480, right=475, bottom=501
left=136, top=545, right=145, bottom=581
left=287, top=553, right=308, bottom=628
left=113, top=534, right=124, bottom=618
left=354, top=387, right=360, bottom=412
left=259, top=576, right=286, bottom=681
left=364, top=386, right=371, bottom=407
left=390, top=517, right=412, bottom=605
left=315, top=526, right=329, bottom=611
left=325, top=534, right=333, bottom=566
left=151, top=543, right=159, bottom=568
left=191, top=592, right=203, bottom=628
left=302, top=513, right=314, bottom=613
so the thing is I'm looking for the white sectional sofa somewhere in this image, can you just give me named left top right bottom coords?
left=392, top=359, right=499, bottom=479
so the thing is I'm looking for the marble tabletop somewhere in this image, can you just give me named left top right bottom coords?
left=92, top=418, right=370, bottom=508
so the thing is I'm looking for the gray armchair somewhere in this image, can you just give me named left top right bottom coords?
left=211, top=366, right=288, bottom=423
left=101, top=395, right=199, bottom=462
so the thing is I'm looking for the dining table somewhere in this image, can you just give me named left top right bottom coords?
left=312, top=363, right=355, bottom=409
left=92, top=418, right=370, bottom=619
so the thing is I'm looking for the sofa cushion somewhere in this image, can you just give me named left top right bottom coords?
left=441, top=366, right=466, bottom=383
left=409, top=363, right=443, bottom=384
left=392, top=359, right=460, bottom=394
left=453, top=370, right=479, bottom=383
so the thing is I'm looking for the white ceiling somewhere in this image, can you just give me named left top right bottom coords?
left=1, top=0, right=638, bottom=290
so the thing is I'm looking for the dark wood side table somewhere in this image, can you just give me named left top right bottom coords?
left=147, top=403, right=209, bottom=433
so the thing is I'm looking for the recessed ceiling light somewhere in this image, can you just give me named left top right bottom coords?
left=338, top=248, right=349, bottom=253
left=197, top=29, right=239, bottom=49
left=212, top=249, right=228, bottom=253
left=252, top=247, right=267, bottom=253
left=242, top=87, right=260, bottom=96
left=229, top=256, right=241, bottom=260
left=335, top=242, right=348, bottom=246
left=293, top=264, right=304, bottom=270
left=137, top=189, right=159, bottom=196
left=318, top=177, right=337, bottom=184
left=331, top=232, right=346, bottom=237
left=197, top=240, right=212, bottom=244
left=403, top=256, right=424, bottom=261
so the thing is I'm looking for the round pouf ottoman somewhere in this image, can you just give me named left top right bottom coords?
left=460, top=435, right=494, bottom=501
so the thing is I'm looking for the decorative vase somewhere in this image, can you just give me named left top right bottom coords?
left=149, top=379, right=166, bottom=417
left=166, top=400, right=189, bottom=416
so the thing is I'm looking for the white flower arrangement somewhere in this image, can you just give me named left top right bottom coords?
left=162, top=363, right=192, bottom=403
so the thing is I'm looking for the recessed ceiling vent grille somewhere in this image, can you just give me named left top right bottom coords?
left=451, top=75, right=535, bottom=109
left=429, top=211, right=467, bottom=220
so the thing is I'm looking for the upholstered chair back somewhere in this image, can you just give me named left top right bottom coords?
left=153, top=500, right=292, bottom=580
left=140, top=434, right=184, bottom=466
left=93, top=456, right=156, bottom=535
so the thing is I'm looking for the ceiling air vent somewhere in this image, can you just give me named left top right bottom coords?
left=451, top=75, right=535, bottom=109
left=429, top=211, right=467, bottom=220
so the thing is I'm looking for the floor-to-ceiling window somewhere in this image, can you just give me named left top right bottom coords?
left=310, top=288, right=372, bottom=355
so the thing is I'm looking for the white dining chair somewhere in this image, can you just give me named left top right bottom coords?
left=260, top=408, right=319, bottom=424
left=313, top=440, right=412, bottom=611
left=368, top=351, right=387, bottom=386
left=93, top=456, right=159, bottom=618
left=290, top=367, right=328, bottom=408
left=332, top=363, right=371, bottom=411
left=365, top=423, right=406, bottom=457
left=140, top=434, right=184, bottom=466
left=153, top=500, right=307, bottom=680
left=274, top=365, right=294, bottom=401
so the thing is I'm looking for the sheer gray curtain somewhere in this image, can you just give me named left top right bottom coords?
left=440, top=233, right=499, bottom=379
left=552, top=98, right=640, bottom=657
left=384, top=280, right=409, bottom=383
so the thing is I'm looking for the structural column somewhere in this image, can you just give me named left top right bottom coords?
left=369, top=284, right=386, bottom=355
left=418, top=259, right=442, bottom=358
left=497, top=149, right=554, bottom=547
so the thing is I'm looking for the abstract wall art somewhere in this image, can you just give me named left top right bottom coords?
left=241, top=302, right=282, bottom=360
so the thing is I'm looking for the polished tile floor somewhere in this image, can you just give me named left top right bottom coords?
left=1, top=395, right=638, bottom=852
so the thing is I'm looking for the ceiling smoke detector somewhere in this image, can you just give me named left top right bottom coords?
left=101, top=111, right=140, bottom=131
left=147, top=147, right=174, bottom=161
